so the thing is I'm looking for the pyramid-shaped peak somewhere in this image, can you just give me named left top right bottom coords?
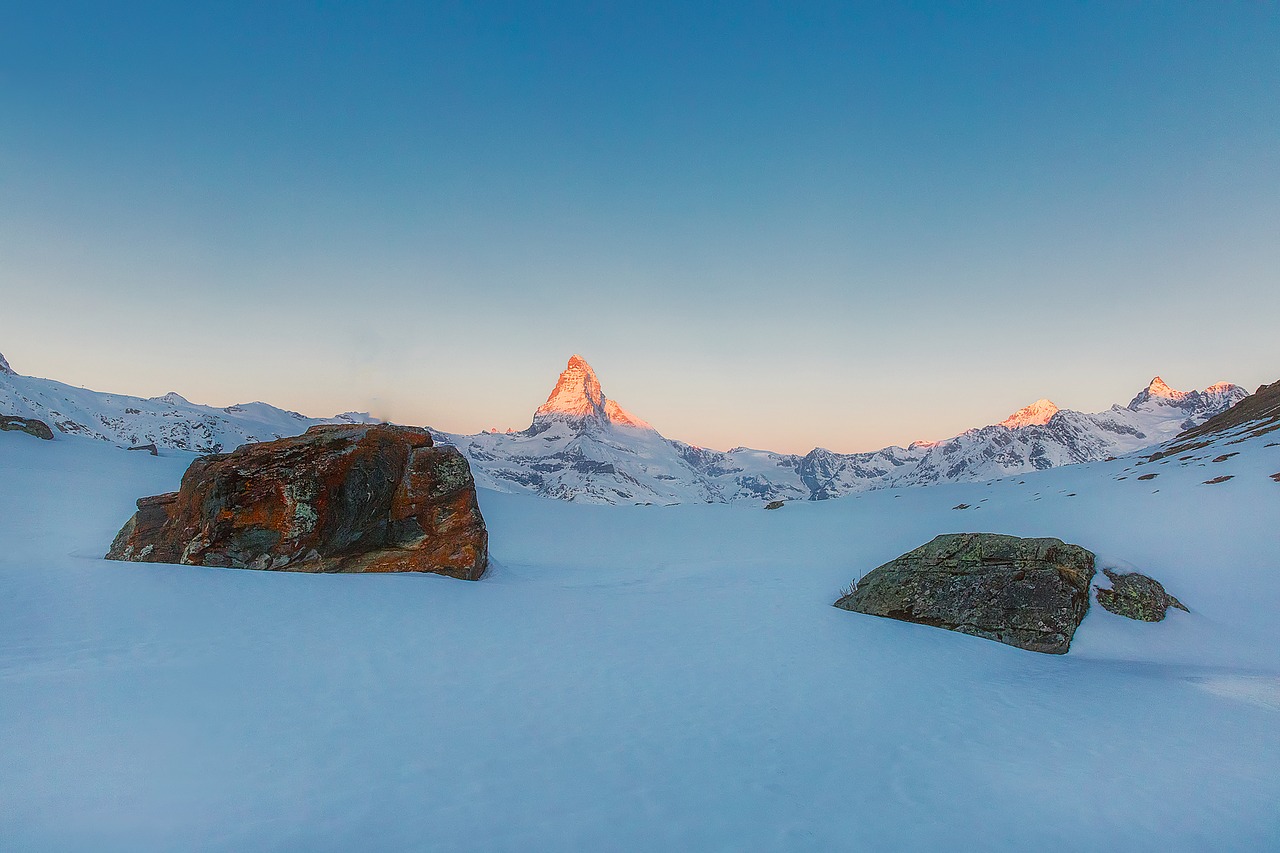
left=532, top=355, right=653, bottom=432
left=1128, top=375, right=1189, bottom=409
left=538, top=355, right=605, bottom=418
left=0, top=352, right=12, bottom=375
left=999, top=398, right=1059, bottom=429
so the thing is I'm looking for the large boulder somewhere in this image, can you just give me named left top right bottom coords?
left=1095, top=569, right=1188, bottom=621
left=106, top=424, right=488, bottom=579
left=0, top=415, right=54, bottom=440
left=834, top=533, right=1095, bottom=654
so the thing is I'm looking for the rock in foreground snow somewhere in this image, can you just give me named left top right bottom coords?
left=107, top=424, right=488, bottom=578
left=1096, top=569, right=1189, bottom=622
left=835, top=533, right=1095, bottom=654
left=0, top=414, right=53, bottom=440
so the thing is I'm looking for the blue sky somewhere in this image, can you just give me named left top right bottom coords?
left=2, top=2, right=1277, bottom=452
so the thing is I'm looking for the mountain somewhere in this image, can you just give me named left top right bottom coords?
left=449, top=356, right=720, bottom=504
left=444, top=358, right=1248, bottom=504
left=0, top=348, right=1250, bottom=503
left=0, top=351, right=378, bottom=454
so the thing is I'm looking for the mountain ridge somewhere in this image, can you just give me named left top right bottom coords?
left=0, top=349, right=1249, bottom=503
left=445, top=356, right=1248, bottom=504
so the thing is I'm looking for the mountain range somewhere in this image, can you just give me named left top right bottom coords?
left=0, top=350, right=1249, bottom=504
left=0, top=351, right=376, bottom=453
left=445, top=355, right=1246, bottom=503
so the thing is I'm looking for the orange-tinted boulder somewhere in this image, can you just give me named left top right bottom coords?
left=106, top=424, right=488, bottom=579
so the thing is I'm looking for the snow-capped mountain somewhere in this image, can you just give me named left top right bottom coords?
left=0, top=348, right=1249, bottom=503
left=445, top=357, right=1248, bottom=504
left=0, top=351, right=378, bottom=453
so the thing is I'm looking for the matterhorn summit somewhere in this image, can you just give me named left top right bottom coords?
left=0, top=352, right=12, bottom=375
left=999, top=399, right=1060, bottom=429
left=1128, top=376, right=1188, bottom=408
left=530, top=355, right=653, bottom=432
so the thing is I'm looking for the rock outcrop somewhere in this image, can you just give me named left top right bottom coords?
left=834, top=533, right=1095, bottom=654
left=1095, top=569, right=1188, bottom=621
left=1174, top=378, right=1280, bottom=443
left=0, top=415, right=53, bottom=440
left=106, top=424, right=488, bottom=578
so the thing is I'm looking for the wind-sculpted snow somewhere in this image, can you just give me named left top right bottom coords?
left=0, top=353, right=377, bottom=454
left=2, top=404, right=1278, bottom=850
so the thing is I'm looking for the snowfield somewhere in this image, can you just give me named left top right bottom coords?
left=1, top=428, right=1278, bottom=851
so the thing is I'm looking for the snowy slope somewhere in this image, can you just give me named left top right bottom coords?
left=448, top=356, right=1248, bottom=504
left=1, top=410, right=1277, bottom=850
left=0, top=351, right=377, bottom=453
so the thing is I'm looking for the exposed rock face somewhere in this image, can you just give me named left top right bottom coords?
left=128, top=443, right=159, bottom=456
left=0, top=352, right=12, bottom=375
left=0, top=414, right=53, bottom=440
left=106, top=424, right=488, bottom=578
left=834, top=533, right=1095, bottom=654
left=1095, top=569, right=1188, bottom=621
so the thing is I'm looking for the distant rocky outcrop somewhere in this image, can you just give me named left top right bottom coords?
left=128, top=443, right=159, bottom=456
left=1095, top=569, right=1188, bottom=622
left=106, top=424, right=488, bottom=578
left=834, top=533, right=1095, bottom=654
left=0, top=414, right=53, bottom=440
left=0, top=352, right=13, bottom=375
left=1174, top=378, right=1280, bottom=443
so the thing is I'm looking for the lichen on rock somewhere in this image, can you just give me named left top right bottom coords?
left=834, top=533, right=1095, bottom=654
left=106, top=423, right=488, bottom=579
left=1095, top=569, right=1188, bottom=622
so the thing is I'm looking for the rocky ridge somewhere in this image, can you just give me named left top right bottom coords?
left=0, top=351, right=377, bottom=453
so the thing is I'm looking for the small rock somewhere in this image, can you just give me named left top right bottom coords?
left=0, top=415, right=54, bottom=440
left=764, top=500, right=785, bottom=510
left=1203, top=475, right=1233, bottom=485
left=128, top=443, right=159, bottom=456
left=1137, top=473, right=1158, bottom=481
left=1095, top=569, right=1188, bottom=621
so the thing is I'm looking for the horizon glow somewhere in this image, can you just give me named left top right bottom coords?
left=1, top=3, right=1277, bottom=454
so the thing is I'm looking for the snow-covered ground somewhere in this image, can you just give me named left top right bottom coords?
left=1, top=427, right=1277, bottom=850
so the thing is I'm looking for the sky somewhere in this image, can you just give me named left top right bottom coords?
left=1, top=1, right=1277, bottom=453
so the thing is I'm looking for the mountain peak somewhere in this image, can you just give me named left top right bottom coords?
left=1128, top=376, right=1189, bottom=409
left=1145, top=376, right=1183, bottom=399
left=999, top=398, right=1059, bottom=429
left=532, top=355, right=652, bottom=431
left=0, top=352, right=12, bottom=375
left=537, top=355, right=605, bottom=419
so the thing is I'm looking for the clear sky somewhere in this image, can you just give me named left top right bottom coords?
left=1, top=2, right=1277, bottom=453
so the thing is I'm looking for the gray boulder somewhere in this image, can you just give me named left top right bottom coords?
left=1095, top=569, right=1188, bottom=621
left=1, top=415, right=54, bottom=440
left=835, top=533, right=1095, bottom=654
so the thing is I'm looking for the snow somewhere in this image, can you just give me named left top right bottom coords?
left=0, top=352, right=1249, bottom=504
left=452, top=359, right=1249, bottom=504
left=0, top=362, right=377, bottom=454
left=1, top=424, right=1277, bottom=850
